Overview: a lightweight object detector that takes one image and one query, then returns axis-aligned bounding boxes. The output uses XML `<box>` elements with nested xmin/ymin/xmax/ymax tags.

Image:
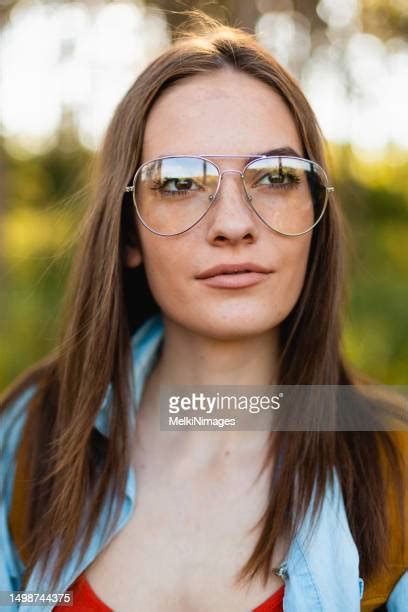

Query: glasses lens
<box><xmin>134</xmin><ymin>157</ymin><xmax>219</xmax><ymax>235</ymax></box>
<box><xmin>243</xmin><ymin>157</ymin><xmax>328</xmax><ymax>235</ymax></box>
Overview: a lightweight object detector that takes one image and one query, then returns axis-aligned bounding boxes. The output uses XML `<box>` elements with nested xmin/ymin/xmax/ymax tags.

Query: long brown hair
<box><xmin>1</xmin><ymin>11</ymin><xmax>405</xmax><ymax>592</ymax></box>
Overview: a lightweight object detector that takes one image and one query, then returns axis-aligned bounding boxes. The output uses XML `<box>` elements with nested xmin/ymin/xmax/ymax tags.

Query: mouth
<box><xmin>196</xmin><ymin>262</ymin><xmax>272</xmax><ymax>280</ymax></box>
<box><xmin>196</xmin><ymin>270</ymin><xmax>272</xmax><ymax>289</ymax></box>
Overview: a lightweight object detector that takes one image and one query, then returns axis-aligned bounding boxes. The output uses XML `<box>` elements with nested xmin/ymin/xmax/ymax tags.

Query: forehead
<box><xmin>142</xmin><ymin>69</ymin><xmax>304</xmax><ymax>162</ymax></box>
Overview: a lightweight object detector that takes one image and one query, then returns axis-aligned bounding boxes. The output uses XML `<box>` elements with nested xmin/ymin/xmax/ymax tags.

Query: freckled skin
<box><xmin>126</xmin><ymin>69</ymin><xmax>312</xmax><ymax>341</ymax></box>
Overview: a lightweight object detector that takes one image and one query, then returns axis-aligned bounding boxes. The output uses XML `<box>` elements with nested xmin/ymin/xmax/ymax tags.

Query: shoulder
<box><xmin>0</xmin><ymin>384</ymin><xmax>37</xmax><ymax>590</ymax></box>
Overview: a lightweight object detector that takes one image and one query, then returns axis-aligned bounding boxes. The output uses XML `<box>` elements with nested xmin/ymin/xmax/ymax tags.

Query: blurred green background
<box><xmin>0</xmin><ymin>0</ymin><xmax>407</xmax><ymax>390</ymax></box>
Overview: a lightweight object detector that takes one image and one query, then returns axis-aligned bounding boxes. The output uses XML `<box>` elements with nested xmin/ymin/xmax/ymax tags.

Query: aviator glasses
<box><xmin>124</xmin><ymin>154</ymin><xmax>334</xmax><ymax>237</ymax></box>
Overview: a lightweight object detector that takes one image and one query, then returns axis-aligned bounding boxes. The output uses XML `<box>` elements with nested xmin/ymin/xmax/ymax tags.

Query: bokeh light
<box><xmin>0</xmin><ymin>0</ymin><xmax>170</xmax><ymax>152</ymax></box>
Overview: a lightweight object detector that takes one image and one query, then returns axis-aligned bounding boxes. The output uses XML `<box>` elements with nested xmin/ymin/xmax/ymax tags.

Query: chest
<box><xmin>84</xmin><ymin>445</ymin><xmax>286</xmax><ymax>612</ymax></box>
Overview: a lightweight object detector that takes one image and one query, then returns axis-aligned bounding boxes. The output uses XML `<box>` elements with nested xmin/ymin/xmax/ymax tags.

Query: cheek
<box><xmin>142</xmin><ymin>247</ymin><xmax>173</xmax><ymax>299</ymax></box>
<box><xmin>138</xmin><ymin>231</ymin><xmax>188</xmax><ymax>310</ymax></box>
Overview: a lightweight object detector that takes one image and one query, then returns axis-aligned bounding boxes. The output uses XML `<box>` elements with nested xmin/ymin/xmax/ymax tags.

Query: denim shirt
<box><xmin>1</xmin><ymin>313</ymin><xmax>406</xmax><ymax>611</ymax></box>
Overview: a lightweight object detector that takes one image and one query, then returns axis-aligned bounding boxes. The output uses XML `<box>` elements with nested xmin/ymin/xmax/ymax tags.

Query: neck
<box><xmin>157</xmin><ymin>315</ymin><xmax>280</xmax><ymax>386</ymax></box>
<box><xmin>133</xmin><ymin>316</ymin><xmax>279</xmax><ymax>466</ymax></box>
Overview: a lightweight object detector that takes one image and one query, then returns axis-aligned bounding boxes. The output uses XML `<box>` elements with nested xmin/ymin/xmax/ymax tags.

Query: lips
<box><xmin>195</xmin><ymin>262</ymin><xmax>271</xmax><ymax>280</ymax></box>
<box><xmin>195</xmin><ymin>262</ymin><xmax>273</xmax><ymax>289</ymax></box>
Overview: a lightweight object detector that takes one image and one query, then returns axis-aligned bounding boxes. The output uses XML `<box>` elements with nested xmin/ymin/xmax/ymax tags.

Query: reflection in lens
<box><xmin>244</xmin><ymin>157</ymin><xmax>328</xmax><ymax>235</ymax></box>
<box><xmin>134</xmin><ymin>157</ymin><xmax>219</xmax><ymax>235</ymax></box>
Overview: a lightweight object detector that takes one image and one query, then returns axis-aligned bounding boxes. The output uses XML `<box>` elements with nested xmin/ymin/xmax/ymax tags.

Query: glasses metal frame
<box><xmin>124</xmin><ymin>154</ymin><xmax>335</xmax><ymax>237</ymax></box>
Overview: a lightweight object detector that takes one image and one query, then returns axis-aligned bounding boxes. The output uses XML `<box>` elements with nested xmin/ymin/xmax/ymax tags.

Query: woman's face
<box><xmin>127</xmin><ymin>69</ymin><xmax>312</xmax><ymax>339</ymax></box>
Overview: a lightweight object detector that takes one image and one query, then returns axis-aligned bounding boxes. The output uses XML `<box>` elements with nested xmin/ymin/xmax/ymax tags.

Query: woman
<box><xmin>0</xmin><ymin>14</ymin><xmax>406</xmax><ymax>612</ymax></box>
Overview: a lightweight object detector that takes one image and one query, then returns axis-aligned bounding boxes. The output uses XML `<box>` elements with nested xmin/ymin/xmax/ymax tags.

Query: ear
<box><xmin>124</xmin><ymin>244</ymin><xmax>143</xmax><ymax>268</ymax></box>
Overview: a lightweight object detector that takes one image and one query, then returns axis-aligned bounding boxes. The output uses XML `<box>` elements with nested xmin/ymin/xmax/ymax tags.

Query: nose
<box><xmin>205</xmin><ymin>169</ymin><xmax>258</xmax><ymax>245</ymax></box>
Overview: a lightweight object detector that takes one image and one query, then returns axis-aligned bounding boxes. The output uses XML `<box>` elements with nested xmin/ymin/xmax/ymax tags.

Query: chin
<box><xmin>176</xmin><ymin>309</ymin><xmax>281</xmax><ymax>341</ymax></box>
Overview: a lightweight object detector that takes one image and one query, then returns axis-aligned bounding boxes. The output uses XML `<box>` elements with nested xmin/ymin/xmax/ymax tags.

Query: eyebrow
<box><xmin>245</xmin><ymin>146</ymin><xmax>304</xmax><ymax>164</ymax></box>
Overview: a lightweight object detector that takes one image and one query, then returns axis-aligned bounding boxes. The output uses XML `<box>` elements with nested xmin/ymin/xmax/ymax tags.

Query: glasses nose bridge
<box><xmin>219</xmin><ymin>168</ymin><xmax>244</xmax><ymax>180</ymax></box>
<box><xmin>211</xmin><ymin>167</ymin><xmax>252</xmax><ymax>207</ymax></box>
<box><xmin>216</xmin><ymin>167</ymin><xmax>246</xmax><ymax>196</ymax></box>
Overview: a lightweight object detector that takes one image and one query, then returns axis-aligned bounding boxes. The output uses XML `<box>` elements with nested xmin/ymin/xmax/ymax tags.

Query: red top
<box><xmin>54</xmin><ymin>572</ymin><xmax>284</xmax><ymax>612</ymax></box>
<box><xmin>253</xmin><ymin>584</ymin><xmax>285</xmax><ymax>612</ymax></box>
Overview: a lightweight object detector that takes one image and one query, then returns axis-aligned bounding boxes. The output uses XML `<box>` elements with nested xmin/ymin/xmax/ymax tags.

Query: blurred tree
<box><xmin>0</xmin><ymin>135</ymin><xmax>6</xmax><ymax>310</ymax></box>
<box><xmin>149</xmin><ymin>0</ymin><xmax>328</xmax><ymax>36</ymax></box>
<box><xmin>151</xmin><ymin>0</ymin><xmax>259</xmax><ymax>32</ymax></box>
<box><xmin>0</xmin><ymin>143</ymin><xmax>92</xmax><ymax>389</ymax></box>
<box><xmin>0</xmin><ymin>4</ymin><xmax>12</xmax><ymax>312</ymax></box>
<box><xmin>361</xmin><ymin>0</ymin><xmax>408</xmax><ymax>40</ymax></box>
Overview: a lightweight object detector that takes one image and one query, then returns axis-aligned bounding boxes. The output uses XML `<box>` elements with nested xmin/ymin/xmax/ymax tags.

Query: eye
<box><xmin>155</xmin><ymin>177</ymin><xmax>202</xmax><ymax>192</ymax></box>
<box><xmin>257</xmin><ymin>171</ymin><xmax>300</xmax><ymax>187</ymax></box>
